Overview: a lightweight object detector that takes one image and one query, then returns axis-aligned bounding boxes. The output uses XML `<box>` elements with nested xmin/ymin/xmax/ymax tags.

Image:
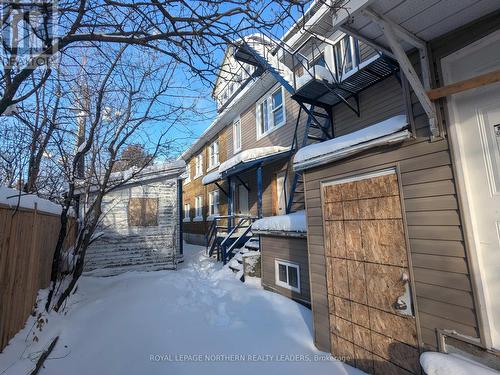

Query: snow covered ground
<box><xmin>0</xmin><ymin>243</ymin><xmax>364</xmax><ymax>375</ymax></box>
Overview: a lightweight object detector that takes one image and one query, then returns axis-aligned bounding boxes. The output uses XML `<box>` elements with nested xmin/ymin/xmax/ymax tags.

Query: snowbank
<box><xmin>252</xmin><ymin>211</ymin><xmax>307</xmax><ymax>233</ymax></box>
<box><xmin>420</xmin><ymin>352</ymin><xmax>498</xmax><ymax>375</ymax></box>
<box><xmin>202</xmin><ymin>170</ymin><xmax>222</xmax><ymax>185</ymax></box>
<box><xmin>219</xmin><ymin>146</ymin><xmax>289</xmax><ymax>174</ymax></box>
<box><xmin>0</xmin><ymin>243</ymin><xmax>363</xmax><ymax>375</ymax></box>
<box><xmin>0</xmin><ymin>186</ymin><xmax>62</xmax><ymax>215</ymax></box>
<box><xmin>294</xmin><ymin>115</ymin><xmax>410</xmax><ymax>171</ymax></box>
<box><xmin>296</xmin><ymin>65</ymin><xmax>335</xmax><ymax>89</ymax></box>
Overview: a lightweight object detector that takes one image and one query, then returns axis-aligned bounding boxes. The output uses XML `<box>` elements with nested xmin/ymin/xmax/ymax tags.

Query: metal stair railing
<box><xmin>225</xmin><ymin>224</ymin><xmax>254</xmax><ymax>263</ymax></box>
<box><xmin>219</xmin><ymin>216</ymin><xmax>256</xmax><ymax>264</ymax></box>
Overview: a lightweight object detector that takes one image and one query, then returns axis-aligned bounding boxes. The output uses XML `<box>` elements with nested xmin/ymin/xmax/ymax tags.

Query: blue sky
<box><xmin>161</xmin><ymin>2</ymin><xmax>309</xmax><ymax>159</ymax></box>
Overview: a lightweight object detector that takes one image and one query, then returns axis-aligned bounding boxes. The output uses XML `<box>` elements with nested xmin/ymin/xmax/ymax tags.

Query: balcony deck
<box><xmin>292</xmin><ymin>54</ymin><xmax>399</xmax><ymax>108</ymax></box>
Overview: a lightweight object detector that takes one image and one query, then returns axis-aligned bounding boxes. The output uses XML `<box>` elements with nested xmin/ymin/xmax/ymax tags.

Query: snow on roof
<box><xmin>76</xmin><ymin>160</ymin><xmax>185</xmax><ymax>195</ymax></box>
<box><xmin>219</xmin><ymin>146</ymin><xmax>289</xmax><ymax>174</ymax></box>
<box><xmin>252</xmin><ymin>210</ymin><xmax>307</xmax><ymax>234</ymax></box>
<box><xmin>296</xmin><ymin>65</ymin><xmax>335</xmax><ymax>89</ymax></box>
<box><xmin>108</xmin><ymin>160</ymin><xmax>185</xmax><ymax>184</ymax></box>
<box><xmin>0</xmin><ymin>186</ymin><xmax>62</xmax><ymax>215</ymax></box>
<box><xmin>420</xmin><ymin>352</ymin><xmax>498</xmax><ymax>375</ymax></box>
<box><xmin>202</xmin><ymin>170</ymin><xmax>222</xmax><ymax>185</ymax></box>
<box><xmin>294</xmin><ymin>115</ymin><xmax>410</xmax><ymax>171</ymax></box>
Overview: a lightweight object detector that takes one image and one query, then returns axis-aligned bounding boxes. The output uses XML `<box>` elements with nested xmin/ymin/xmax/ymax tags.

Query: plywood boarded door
<box><xmin>322</xmin><ymin>169</ymin><xmax>420</xmax><ymax>375</ymax></box>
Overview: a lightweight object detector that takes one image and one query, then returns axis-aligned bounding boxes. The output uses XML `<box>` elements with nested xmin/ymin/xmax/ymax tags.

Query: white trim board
<box><xmin>441</xmin><ymin>29</ymin><xmax>500</xmax><ymax>351</ymax></box>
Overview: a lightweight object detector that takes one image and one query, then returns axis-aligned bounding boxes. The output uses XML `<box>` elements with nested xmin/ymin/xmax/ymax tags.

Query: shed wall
<box><xmin>84</xmin><ymin>176</ymin><xmax>180</xmax><ymax>274</ymax></box>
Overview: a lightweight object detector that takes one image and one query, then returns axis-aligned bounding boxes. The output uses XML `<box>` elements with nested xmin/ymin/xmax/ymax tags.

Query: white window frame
<box><xmin>184</xmin><ymin>164</ymin><xmax>191</xmax><ymax>185</ymax></box>
<box><xmin>331</xmin><ymin>35</ymin><xmax>358</xmax><ymax>79</ymax></box>
<box><xmin>256</xmin><ymin>86</ymin><xmax>286</xmax><ymax>139</ymax></box>
<box><xmin>208</xmin><ymin>190</ymin><xmax>220</xmax><ymax>219</ymax></box>
<box><xmin>183</xmin><ymin>203</ymin><xmax>191</xmax><ymax>222</ymax></box>
<box><xmin>274</xmin><ymin>259</ymin><xmax>300</xmax><ymax>293</ymax></box>
<box><xmin>233</xmin><ymin>117</ymin><xmax>242</xmax><ymax>153</ymax></box>
<box><xmin>208</xmin><ymin>141</ymin><xmax>219</xmax><ymax>170</ymax></box>
<box><xmin>194</xmin><ymin>154</ymin><xmax>203</xmax><ymax>178</ymax></box>
<box><xmin>194</xmin><ymin>195</ymin><xmax>203</xmax><ymax>220</ymax></box>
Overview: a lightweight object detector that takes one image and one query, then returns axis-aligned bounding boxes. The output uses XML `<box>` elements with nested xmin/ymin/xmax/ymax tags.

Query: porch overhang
<box><xmin>293</xmin><ymin>115</ymin><xmax>410</xmax><ymax>171</ymax></box>
<box><xmin>219</xmin><ymin>146</ymin><xmax>290</xmax><ymax>179</ymax></box>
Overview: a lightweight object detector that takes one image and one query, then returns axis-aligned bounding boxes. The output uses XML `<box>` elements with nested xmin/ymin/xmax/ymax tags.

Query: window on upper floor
<box><xmin>332</xmin><ymin>35</ymin><xmax>359</xmax><ymax>78</ymax></box>
<box><xmin>256</xmin><ymin>87</ymin><xmax>286</xmax><ymax>138</ymax></box>
<box><xmin>208</xmin><ymin>140</ymin><xmax>219</xmax><ymax>170</ymax></box>
<box><xmin>194</xmin><ymin>154</ymin><xmax>203</xmax><ymax>178</ymax></box>
<box><xmin>208</xmin><ymin>190</ymin><xmax>219</xmax><ymax>217</ymax></box>
<box><xmin>184</xmin><ymin>163</ymin><xmax>191</xmax><ymax>184</ymax></box>
<box><xmin>233</xmin><ymin>117</ymin><xmax>241</xmax><ymax>153</ymax></box>
<box><xmin>312</xmin><ymin>52</ymin><xmax>326</xmax><ymax>67</ymax></box>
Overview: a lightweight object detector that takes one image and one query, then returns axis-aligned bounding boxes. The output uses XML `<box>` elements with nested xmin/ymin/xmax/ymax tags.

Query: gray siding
<box><xmin>84</xmin><ymin>177</ymin><xmax>180</xmax><ymax>275</ymax></box>
<box><xmin>260</xmin><ymin>235</ymin><xmax>311</xmax><ymax>304</ymax></box>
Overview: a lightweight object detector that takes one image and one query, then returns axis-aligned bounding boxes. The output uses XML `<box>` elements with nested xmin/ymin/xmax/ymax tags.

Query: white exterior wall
<box><xmin>83</xmin><ymin>176</ymin><xmax>181</xmax><ymax>275</ymax></box>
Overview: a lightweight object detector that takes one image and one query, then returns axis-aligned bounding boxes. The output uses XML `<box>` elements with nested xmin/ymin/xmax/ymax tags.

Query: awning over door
<box><xmin>202</xmin><ymin>146</ymin><xmax>290</xmax><ymax>185</ymax></box>
<box><xmin>293</xmin><ymin>115</ymin><xmax>410</xmax><ymax>171</ymax></box>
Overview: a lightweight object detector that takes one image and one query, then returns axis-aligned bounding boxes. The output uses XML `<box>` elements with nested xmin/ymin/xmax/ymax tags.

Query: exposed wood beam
<box><xmin>339</xmin><ymin>25</ymin><xmax>394</xmax><ymax>58</ymax></box>
<box><xmin>362</xmin><ymin>8</ymin><xmax>426</xmax><ymax>50</ymax></box>
<box><xmin>427</xmin><ymin>69</ymin><xmax>500</xmax><ymax>100</ymax></box>
<box><xmin>362</xmin><ymin>8</ymin><xmax>432</xmax><ymax>91</ymax></box>
<box><xmin>364</xmin><ymin>8</ymin><xmax>439</xmax><ymax>138</ymax></box>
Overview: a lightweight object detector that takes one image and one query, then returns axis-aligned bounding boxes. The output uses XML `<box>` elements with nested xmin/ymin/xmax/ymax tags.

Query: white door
<box><xmin>276</xmin><ymin>172</ymin><xmax>286</xmax><ymax>215</ymax></box>
<box><xmin>238</xmin><ymin>184</ymin><xmax>249</xmax><ymax>215</ymax></box>
<box><xmin>443</xmin><ymin>31</ymin><xmax>500</xmax><ymax>349</ymax></box>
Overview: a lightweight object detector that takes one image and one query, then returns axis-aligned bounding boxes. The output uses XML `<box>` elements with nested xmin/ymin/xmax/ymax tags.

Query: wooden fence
<box><xmin>0</xmin><ymin>203</ymin><xmax>76</xmax><ymax>352</ymax></box>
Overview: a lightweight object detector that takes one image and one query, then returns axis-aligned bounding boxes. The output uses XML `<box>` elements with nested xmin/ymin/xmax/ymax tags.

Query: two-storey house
<box><xmin>182</xmin><ymin>31</ymin><xmax>391</xmax><ymax>306</ymax></box>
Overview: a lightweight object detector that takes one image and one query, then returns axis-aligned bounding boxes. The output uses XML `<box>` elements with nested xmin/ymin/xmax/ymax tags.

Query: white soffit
<box><xmin>343</xmin><ymin>0</ymin><xmax>500</xmax><ymax>51</ymax></box>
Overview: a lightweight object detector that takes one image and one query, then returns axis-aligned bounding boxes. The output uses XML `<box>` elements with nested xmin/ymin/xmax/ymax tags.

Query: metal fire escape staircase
<box><xmin>208</xmin><ymin>33</ymin><xmax>400</xmax><ymax>266</ymax></box>
<box><xmin>233</xmin><ymin>34</ymin><xmax>351</xmax><ymax>214</ymax></box>
<box><xmin>234</xmin><ymin>33</ymin><xmax>400</xmax><ymax>213</ymax></box>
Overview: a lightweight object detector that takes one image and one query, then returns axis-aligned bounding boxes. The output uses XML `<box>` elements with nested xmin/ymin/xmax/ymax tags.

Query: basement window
<box><xmin>275</xmin><ymin>260</ymin><xmax>300</xmax><ymax>293</ymax></box>
<box><xmin>128</xmin><ymin>197</ymin><xmax>159</xmax><ymax>227</ymax></box>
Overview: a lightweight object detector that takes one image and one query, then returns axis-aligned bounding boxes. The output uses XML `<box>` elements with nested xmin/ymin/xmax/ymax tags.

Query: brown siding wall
<box><xmin>183</xmin><ymin>130</ymin><xmax>229</xmax><ymax>242</ymax></box>
<box><xmin>304</xmin><ymin>75</ymin><xmax>479</xmax><ymax>352</ymax></box>
<box><xmin>260</xmin><ymin>235</ymin><xmax>311</xmax><ymax>304</ymax></box>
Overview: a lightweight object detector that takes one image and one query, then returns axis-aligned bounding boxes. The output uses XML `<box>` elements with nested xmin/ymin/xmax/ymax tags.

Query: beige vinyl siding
<box><xmin>358</xmin><ymin>40</ymin><xmax>378</xmax><ymax>62</ymax></box>
<box><xmin>303</xmin><ymin>66</ymin><xmax>479</xmax><ymax>351</ymax></box>
<box><xmin>238</xmin><ymin>88</ymin><xmax>308</xmax><ymax>154</ymax></box>
<box><xmin>304</xmin><ymin>136</ymin><xmax>478</xmax><ymax>351</ymax></box>
<box><xmin>260</xmin><ymin>236</ymin><xmax>311</xmax><ymax>304</ymax></box>
<box><xmin>333</xmin><ymin>77</ymin><xmax>405</xmax><ymax>136</ymax></box>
